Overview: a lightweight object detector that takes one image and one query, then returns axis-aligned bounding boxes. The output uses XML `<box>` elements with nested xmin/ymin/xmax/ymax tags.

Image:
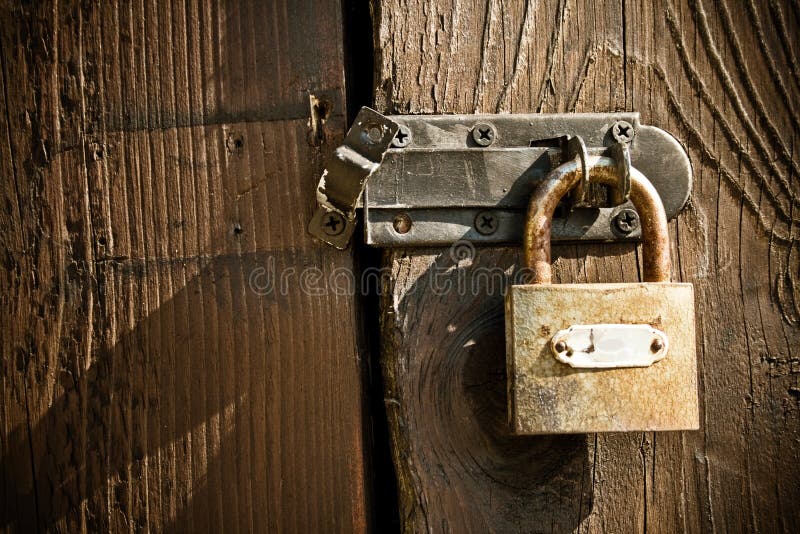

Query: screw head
<box><xmin>392</xmin><ymin>212</ymin><xmax>412</xmax><ymax>234</ymax></box>
<box><xmin>650</xmin><ymin>338</ymin><xmax>664</xmax><ymax>353</ymax></box>
<box><xmin>474</xmin><ymin>210</ymin><xmax>498</xmax><ymax>235</ymax></box>
<box><xmin>471</xmin><ymin>123</ymin><xmax>496</xmax><ymax>147</ymax></box>
<box><xmin>554</xmin><ymin>340</ymin><xmax>567</xmax><ymax>353</ymax></box>
<box><xmin>322</xmin><ymin>212</ymin><xmax>346</xmax><ymax>236</ymax></box>
<box><xmin>365</xmin><ymin>123</ymin><xmax>384</xmax><ymax>144</ymax></box>
<box><xmin>613</xmin><ymin>208</ymin><xmax>640</xmax><ymax>234</ymax></box>
<box><xmin>392</xmin><ymin>125</ymin><xmax>412</xmax><ymax>148</ymax></box>
<box><xmin>611</xmin><ymin>120</ymin><xmax>635</xmax><ymax>144</ymax></box>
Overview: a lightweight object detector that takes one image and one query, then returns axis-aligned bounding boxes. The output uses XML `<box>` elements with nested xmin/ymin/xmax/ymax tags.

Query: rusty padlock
<box><xmin>505</xmin><ymin>155</ymin><xmax>699</xmax><ymax>434</ymax></box>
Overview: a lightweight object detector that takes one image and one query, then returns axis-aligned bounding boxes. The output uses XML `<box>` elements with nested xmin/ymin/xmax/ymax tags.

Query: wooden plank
<box><xmin>375</xmin><ymin>0</ymin><xmax>800</xmax><ymax>531</ymax></box>
<box><xmin>0</xmin><ymin>1</ymin><xmax>368</xmax><ymax>532</ymax></box>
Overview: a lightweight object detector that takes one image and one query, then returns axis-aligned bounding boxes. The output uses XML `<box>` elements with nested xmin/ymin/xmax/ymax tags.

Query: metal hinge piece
<box><xmin>307</xmin><ymin>107</ymin><xmax>398</xmax><ymax>249</ymax></box>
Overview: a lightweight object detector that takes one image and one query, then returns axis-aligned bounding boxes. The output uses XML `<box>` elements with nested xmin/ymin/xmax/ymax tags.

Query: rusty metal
<box><xmin>506</xmin><ymin>283</ymin><xmax>699</xmax><ymax>434</ymax></box>
<box><xmin>473</xmin><ymin>210</ymin><xmax>498</xmax><ymax>235</ymax></box>
<box><xmin>310</xmin><ymin>108</ymin><xmax>692</xmax><ymax>248</ymax></box>
<box><xmin>565</xmin><ymin>136</ymin><xmax>591</xmax><ymax>207</ymax></box>
<box><xmin>308</xmin><ymin>107</ymin><xmax>398</xmax><ymax>249</ymax></box>
<box><xmin>523</xmin><ymin>155</ymin><xmax>671</xmax><ymax>284</ymax></box>
<box><xmin>471</xmin><ymin>122</ymin><xmax>496</xmax><ymax>146</ymax></box>
<box><xmin>613</xmin><ymin>208</ymin><xmax>640</xmax><ymax>234</ymax></box>
<box><xmin>392</xmin><ymin>124</ymin><xmax>412</xmax><ymax>148</ymax></box>
<box><xmin>392</xmin><ymin>212</ymin><xmax>412</xmax><ymax>234</ymax></box>
<box><xmin>321</xmin><ymin>212</ymin><xmax>346</xmax><ymax>236</ymax></box>
<box><xmin>549</xmin><ymin>324</ymin><xmax>670</xmax><ymax>369</ymax></box>
<box><xmin>608</xmin><ymin>141</ymin><xmax>632</xmax><ymax>205</ymax></box>
<box><xmin>612</xmin><ymin>120</ymin><xmax>635</xmax><ymax>143</ymax></box>
<box><xmin>508</xmin><ymin>154</ymin><xmax>697</xmax><ymax>434</ymax></box>
<box><xmin>365</xmin><ymin>112</ymin><xmax>691</xmax><ymax>247</ymax></box>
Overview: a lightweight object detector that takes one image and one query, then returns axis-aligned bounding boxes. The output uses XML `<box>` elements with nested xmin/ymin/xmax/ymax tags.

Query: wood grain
<box><xmin>0</xmin><ymin>1</ymin><xmax>369</xmax><ymax>532</ymax></box>
<box><xmin>375</xmin><ymin>0</ymin><xmax>800</xmax><ymax>531</ymax></box>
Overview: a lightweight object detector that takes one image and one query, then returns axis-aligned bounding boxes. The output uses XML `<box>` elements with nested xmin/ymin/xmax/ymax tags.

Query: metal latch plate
<box><xmin>363</xmin><ymin>113</ymin><xmax>691</xmax><ymax>247</ymax></box>
<box><xmin>308</xmin><ymin>108</ymin><xmax>398</xmax><ymax>248</ymax></box>
<box><xmin>550</xmin><ymin>324</ymin><xmax>669</xmax><ymax>368</ymax></box>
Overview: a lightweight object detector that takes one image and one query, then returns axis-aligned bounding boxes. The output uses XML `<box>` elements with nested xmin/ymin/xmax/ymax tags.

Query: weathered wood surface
<box><xmin>0</xmin><ymin>1</ymin><xmax>369</xmax><ymax>532</ymax></box>
<box><xmin>376</xmin><ymin>0</ymin><xmax>800</xmax><ymax>531</ymax></box>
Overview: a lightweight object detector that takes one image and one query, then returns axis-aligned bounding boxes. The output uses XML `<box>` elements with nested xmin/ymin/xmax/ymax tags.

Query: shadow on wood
<box><xmin>381</xmin><ymin>245</ymin><xmax>601</xmax><ymax>532</ymax></box>
<box><xmin>2</xmin><ymin>250</ymin><xmax>356</xmax><ymax>532</ymax></box>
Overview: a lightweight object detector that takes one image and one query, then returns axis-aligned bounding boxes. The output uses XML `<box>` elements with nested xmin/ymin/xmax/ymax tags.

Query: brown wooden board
<box><xmin>374</xmin><ymin>0</ymin><xmax>800</xmax><ymax>531</ymax></box>
<box><xmin>0</xmin><ymin>1</ymin><xmax>369</xmax><ymax>532</ymax></box>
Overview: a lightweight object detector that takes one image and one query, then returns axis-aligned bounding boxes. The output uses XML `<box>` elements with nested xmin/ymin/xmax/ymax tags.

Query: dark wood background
<box><xmin>1</xmin><ymin>0</ymin><xmax>799</xmax><ymax>532</ymax></box>
<box><xmin>0</xmin><ymin>1</ymin><xmax>370</xmax><ymax>532</ymax></box>
<box><xmin>375</xmin><ymin>0</ymin><xmax>800</xmax><ymax>532</ymax></box>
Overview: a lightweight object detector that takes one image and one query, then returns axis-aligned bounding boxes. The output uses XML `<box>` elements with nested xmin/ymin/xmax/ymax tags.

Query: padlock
<box><xmin>505</xmin><ymin>155</ymin><xmax>699</xmax><ymax>434</ymax></box>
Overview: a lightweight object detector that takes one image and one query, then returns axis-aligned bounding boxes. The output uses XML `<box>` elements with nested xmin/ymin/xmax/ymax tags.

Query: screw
<box><xmin>365</xmin><ymin>123</ymin><xmax>384</xmax><ymax>144</ymax></box>
<box><xmin>322</xmin><ymin>212</ymin><xmax>346</xmax><ymax>236</ymax></box>
<box><xmin>611</xmin><ymin>120</ymin><xmax>635</xmax><ymax>143</ymax></box>
<box><xmin>554</xmin><ymin>340</ymin><xmax>567</xmax><ymax>353</ymax></box>
<box><xmin>613</xmin><ymin>208</ymin><xmax>640</xmax><ymax>234</ymax></box>
<box><xmin>650</xmin><ymin>338</ymin><xmax>664</xmax><ymax>353</ymax></box>
<box><xmin>471</xmin><ymin>123</ymin><xmax>496</xmax><ymax>147</ymax></box>
<box><xmin>393</xmin><ymin>212</ymin><xmax>412</xmax><ymax>234</ymax></box>
<box><xmin>392</xmin><ymin>125</ymin><xmax>412</xmax><ymax>148</ymax></box>
<box><xmin>474</xmin><ymin>210</ymin><xmax>498</xmax><ymax>235</ymax></box>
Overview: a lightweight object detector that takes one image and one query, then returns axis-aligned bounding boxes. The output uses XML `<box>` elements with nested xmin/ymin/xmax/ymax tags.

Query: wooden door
<box><xmin>2</xmin><ymin>0</ymin><xmax>799</xmax><ymax>533</ymax></box>
<box><xmin>0</xmin><ymin>1</ymin><xmax>370</xmax><ymax>532</ymax></box>
<box><xmin>375</xmin><ymin>0</ymin><xmax>800</xmax><ymax>532</ymax></box>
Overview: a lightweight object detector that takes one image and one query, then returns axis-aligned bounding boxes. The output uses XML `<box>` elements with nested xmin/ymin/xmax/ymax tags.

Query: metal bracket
<box><xmin>308</xmin><ymin>107</ymin><xmax>398</xmax><ymax>249</ymax></box>
<box><xmin>309</xmin><ymin>109</ymin><xmax>691</xmax><ymax>248</ymax></box>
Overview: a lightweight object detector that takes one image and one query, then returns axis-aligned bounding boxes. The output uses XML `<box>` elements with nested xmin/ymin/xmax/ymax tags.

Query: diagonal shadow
<box><xmin>1</xmin><ymin>251</ymin><xmax>300</xmax><ymax>532</ymax></box>
<box><xmin>382</xmin><ymin>243</ymin><xmax>605</xmax><ymax>531</ymax></box>
<box><xmin>376</xmin><ymin>146</ymin><xmax>652</xmax><ymax>530</ymax></box>
<box><xmin>1</xmin><ymin>0</ymin><xmax>364</xmax><ymax>531</ymax></box>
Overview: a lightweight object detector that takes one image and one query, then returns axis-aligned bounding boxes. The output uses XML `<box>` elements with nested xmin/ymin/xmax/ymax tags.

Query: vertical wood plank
<box><xmin>375</xmin><ymin>0</ymin><xmax>800</xmax><ymax>532</ymax></box>
<box><xmin>0</xmin><ymin>1</ymin><xmax>369</xmax><ymax>532</ymax></box>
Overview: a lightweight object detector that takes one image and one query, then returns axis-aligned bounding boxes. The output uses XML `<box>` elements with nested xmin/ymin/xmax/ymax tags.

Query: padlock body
<box><xmin>506</xmin><ymin>283</ymin><xmax>699</xmax><ymax>434</ymax></box>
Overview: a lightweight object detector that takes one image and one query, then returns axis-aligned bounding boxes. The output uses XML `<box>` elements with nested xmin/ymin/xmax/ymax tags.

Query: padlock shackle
<box><xmin>523</xmin><ymin>155</ymin><xmax>671</xmax><ymax>284</ymax></box>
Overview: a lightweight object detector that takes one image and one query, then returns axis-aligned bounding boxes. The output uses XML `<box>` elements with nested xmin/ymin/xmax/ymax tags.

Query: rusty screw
<box><xmin>365</xmin><ymin>123</ymin><xmax>384</xmax><ymax>144</ymax></box>
<box><xmin>392</xmin><ymin>125</ymin><xmax>412</xmax><ymax>148</ymax></box>
<box><xmin>472</xmin><ymin>123</ymin><xmax>496</xmax><ymax>147</ymax></box>
<box><xmin>611</xmin><ymin>120</ymin><xmax>635</xmax><ymax>144</ymax></box>
<box><xmin>613</xmin><ymin>208</ymin><xmax>640</xmax><ymax>234</ymax></box>
<box><xmin>322</xmin><ymin>212</ymin><xmax>346</xmax><ymax>236</ymax></box>
<box><xmin>393</xmin><ymin>212</ymin><xmax>412</xmax><ymax>234</ymax></box>
<box><xmin>554</xmin><ymin>340</ymin><xmax>567</xmax><ymax>353</ymax></box>
<box><xmin>474</xmin><ymin>210</ymin><xmax>498</xmax><ymax>235</ymax></box>
<box><xmin>650</xmin><ymin>338</ymin><xmax>664</xmax><ymax>353</ymax></box>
